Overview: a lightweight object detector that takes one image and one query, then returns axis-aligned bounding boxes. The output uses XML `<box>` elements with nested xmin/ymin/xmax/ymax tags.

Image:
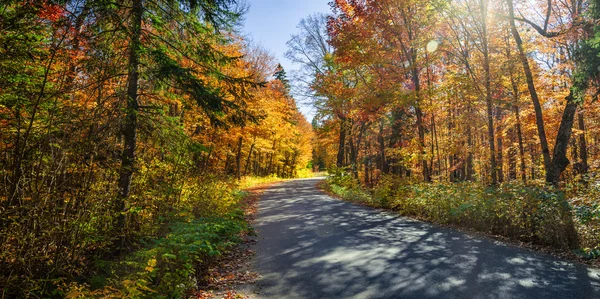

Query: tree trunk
<box><xmin>434</xmin><ymin>116</ymin><xmax>442</xmax><ymax>177</ymax></box>
<box><xmin>364</xmin><ymin>140</ymin><xmax>370</xmax><ymax>187</ymax></box>
<box><xmin>529</xmin><ymin>143</ymin><xmax>536</xmax><ymax>180</ymax></box>
<box><xmin>480</xmin><ymin>0</ymin><xmax>497</xmax><ymax>185</ymax></box>
<box><xmin>378</xmin><ymin>118</ymin><xmax>388</xmax><ymax>174</ymax></box>
<box><xmin>510</xmin><ymin>90</ymin><xmax>527</xmax><ymax>183</ymax></box>
<box><xmin>337</xmin><ymin>117</ymin><xmax>346</xmax><ymax>168</ymax></box>
<box><xmin>546</xmin><ymin>94</ymin><xmax>578</xmax><ymax>184</ymax></box>
<box><xmin>571</xmin><ymin>138</ymin><xmax>579</xmax><ymax>181</ymax></box>
<box><xmin>235</xmin><ymin>137</ymin><xmax>243</xmax><ymax>180</ymax></box>
<box><xmin>411</xmin><ymin>63</ymin><xmax>430</xmax><ymax>182</ymax></box>
<box><xmin>508</xmin><ymin>127</ymin><xmax>518</xmax><ymax>181</ymax></box>
<box><xmin>516</xmin><ymin>112</ymin><xmax>527</xmax><ymax>182</ymax></box>
<box><xmin>244</xmin><ymin>137</ymin><xmax>255</xmax><ymax>175</ymax></box>
<box><xmin>268</xmin><ymin>139</ymin><xmax>276</xmax><ymax>175</ymax></box>
<box><xmin>507</xmin><ymin>0</ymin><xmax>552</xmax><ymax>178</ymax></box>
<box><xmin>349</xmin><ymin>125</ymin><xmax>357</xmax><ymax>178</ymax></box>
<box><xmin>577</xmin><ymin>108</ymin><xmax>589</xmax><ymax>175</ymax></box>
<box><xmin>225</xmin><ymin>152</ymin><xmax>232</xmax><ymax>174</ymax></box>
<box><xmin>415</xmin><ymin>106</ymin><xmax>430</xmax><ymax>182</ymax></box>
<box><xmin>496</xmin><ymin>107</ymin><xmax>504</xmax><ymax>183</ymax></box>
<box><xmin>117</xmin><ymin>0</ymin><xmax>143</xmax><ymax>232</ymax></box>
<box><xmin>350</xmin><ymin>123</ymin><xmax>365</xmax><ymax>179</ymax></box>
<box><xmin>466</xmin><ymin>106</ymin><xmax>475</xmax><ymax>181</ymax></box>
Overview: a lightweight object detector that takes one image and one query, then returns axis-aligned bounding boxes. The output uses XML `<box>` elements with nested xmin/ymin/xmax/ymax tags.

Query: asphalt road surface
<box><xmin>249</xmin><ymin>177</ymin><xmax>600</xmax><ymax>299</ymax></box>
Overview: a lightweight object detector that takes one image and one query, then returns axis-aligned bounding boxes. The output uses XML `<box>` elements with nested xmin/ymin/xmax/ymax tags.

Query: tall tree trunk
<box><xmin>350</xmin><ymin>123</ymin><xmax>365</xmax><ymax>179</ymax></box>
<box><xmin>256</xmin><ymin>151</ymin><xmax>261</xmax><ymax>176</ymax></box>
<box><xmin>244</xmin><ymin>137</ymin><xmax>256</xmax><ymax>175</ymax></box>
<box><xmin>466</xmin><ymin>105</ymin><xmax>475</xmax><ymax>181</ymax></box>
<box><xmin>434</xmin><ymin>114</ymin><xmax>442</xmax><ymax>177</ymax></box>
<box><xmin>349</xmin><ymin>135</ymin><xmax>356</xmax><ymax>176</ymax></box>
<box><xmin>364</xmin><ymin>140</ymin><xmax>370</xmax><ymax>187</ymax></box>
<box><xmin>378</xmin><ymin>118</ymin><xmax>388</xmax><ymax>173</ymax></box>
<box><xmin>117</xmin><ymin>0</ymin><xmax>143</xmax><ymax>232</ymax></box>
<box><xmin>480</xmin><ymin>0</ymin><xmax>497</xmax><ymax>185</ymax></box>
<box><xmin>225</xmin><ymin>152</ymin><xmax>232</xmax><ymax>174</ymax></box>
<box><xmin>496</xmin><ymin>107</ymin><xmax>504</xmax><ymax>183</ymax></box>
<box><xmin>571</xmin><ymin>138</ymin><xmax>579</xmax><ymax>179</ymax></box>
<box><xmin>430</xmin><ymin>115</ymin><xmax>436</xmax><ymax>177</ymax></box>
<box><xmin>337</xmin><ymin>117</ymin><xmax>346</xmax><ymax>168</ymax></box>
<box><xmin>577</xmin><ymin>108</ymin><xmax>589</xmax><ymax>175</ymax></box>
<box><xmin>507</xmin><ymin>0</ymin><xmax>552</xmax><ymax>178</ymax></box>
<box><xmin>235</xmin><ymin>137</ymin><xmax>243</xmax><ymax>180</ymax></box>
<box><xmin>415</xmin><ymin>106</ymin><xmax>430</xmax><ymax>181</ymax></box>
<box><xmin>508</xmin><ymin>127</ymin><xmax>518</xmax><ymax>181</ymax></box>
<box><xmin>509</xmin><ymin>72</ymin><xmax>528</xmax><ymax>183</ymax></box>
<box><xmin>426</xmin><ymin>52</ymin><xmax>440</xmax><ymax>177</ymax></box>
<box><xmin>529</xmin><ymin>143</ymin><xmax>537</xmax><ymax>180</ymax></box>
<box><xmin>514</xmin><ymin>105</ymin><xmax>527</xmax><ymax>182</ymax></box>
<box><xmin>390</xmin><ymin>109</ymin><xmax>404</xmax><ymax>175</ymax></box>
<box><xmin>268</xmin><ymin>139</ymin><xmax>276</xmax><ymax>175</ymax></box>
<box><xmin>412</xmin><ymin>65</ymin><xmax>430</xmax><ymax>182</ymax></box>
<box><xmin>546</xmin><ymin>94</ymin><xmax>578</xmax><ymax>184</ymax></box>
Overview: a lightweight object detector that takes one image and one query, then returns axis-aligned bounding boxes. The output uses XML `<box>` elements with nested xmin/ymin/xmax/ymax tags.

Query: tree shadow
<box><xmin>251</xmin><ymin>178</ymin><xmax>600</xmax><ymax>299</ymax></box>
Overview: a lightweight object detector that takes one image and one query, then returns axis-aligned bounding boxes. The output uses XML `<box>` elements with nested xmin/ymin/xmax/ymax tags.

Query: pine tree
<box><xmin>274</xmin><ymin>63</ymin><xmax>291</xmax><ymax>92</ymax></box>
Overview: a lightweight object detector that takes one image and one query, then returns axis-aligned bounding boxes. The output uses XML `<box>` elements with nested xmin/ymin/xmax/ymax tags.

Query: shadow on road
<box><xmin>252</xmin><ymin>178</ymin><xmax>600</xmax><ymax>299</ymax></box>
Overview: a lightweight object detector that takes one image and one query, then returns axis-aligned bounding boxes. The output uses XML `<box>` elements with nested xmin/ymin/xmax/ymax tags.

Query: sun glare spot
<box><xmin>426</xmin><ymin>40</ymin><xmax>439</xmax><ymax>53</ymax></box>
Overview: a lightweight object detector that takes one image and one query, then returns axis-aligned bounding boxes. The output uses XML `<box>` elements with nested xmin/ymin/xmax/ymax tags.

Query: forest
<box><xmin>3</xmin><ymin>0</ymin><xmax>600</xmax><ymax>297</ymax></box>
<box><xmin>0</xmin><ymin>0</ymin><xmax>313</xmax><ymax>297</ymax></box>
<box><xmin>304</xmin><ymin>0</ymin><xmax>600</xmax><ymax>264</ymax></box>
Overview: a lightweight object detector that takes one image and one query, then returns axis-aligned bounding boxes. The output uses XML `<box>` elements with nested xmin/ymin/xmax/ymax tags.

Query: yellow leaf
<box><xmin>145</xmin><ymin>258</ymin><xmax>157</xmax><ymax>272</ymax></box>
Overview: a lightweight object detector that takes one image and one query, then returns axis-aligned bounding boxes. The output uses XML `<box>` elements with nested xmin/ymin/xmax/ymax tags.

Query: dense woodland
<box><xmin>304</xmin><ymin>0</ymin><xmax>600</xmax><ymax>186</ymax></box>
<box><xmin>0</xmin><ymin>0</ymin><xmax>312</xmax><ymax>297</ymax></box>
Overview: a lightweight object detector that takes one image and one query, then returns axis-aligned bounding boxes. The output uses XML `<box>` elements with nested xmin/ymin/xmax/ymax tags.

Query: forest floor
<box><xmin>241</xmin><ymin>177</ymin><xmax>600</xmax><ymax>299</ymax></box>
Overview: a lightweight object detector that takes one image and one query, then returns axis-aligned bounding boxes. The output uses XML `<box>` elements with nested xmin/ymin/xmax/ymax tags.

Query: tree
<box><xmin>506</xmin><ymin>0</ymin><xmax>594</xmax><ymax>185</ymax></box>
<box><xmin>286</xmin><ymin>14</ymin><xmax>349</xmax><ymax>166</ymax></box>
<box><xmin>0</xmin><ymin>1</ymin><xmax>315</xmax><ymax>295</ymax></box>
<box><xmin>114</xmin><ymin>0</ymin><xmax>255</xmax><ymax>234</ymax></box>
<box><xmin>328</xmin><ymin>0</ymin><xmax>439</xmax><ymax>181</ymax></box>
<box><xmin>274</xmin><ymin>63</ymin><xmax>291</xmax><ymax>92</ymax></box>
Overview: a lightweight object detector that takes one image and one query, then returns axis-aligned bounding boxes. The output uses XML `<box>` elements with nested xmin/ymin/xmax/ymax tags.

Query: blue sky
<box><xmin>242</xmin><ymin>0</ymin><xmax>331</xmax><ymax>120</ymax></box>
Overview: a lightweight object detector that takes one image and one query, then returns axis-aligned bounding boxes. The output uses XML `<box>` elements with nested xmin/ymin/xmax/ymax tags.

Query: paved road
<box><xmin>249</xmin><ymin>178</ymin><xmax>600</xmax><ymax>299</ymax></box>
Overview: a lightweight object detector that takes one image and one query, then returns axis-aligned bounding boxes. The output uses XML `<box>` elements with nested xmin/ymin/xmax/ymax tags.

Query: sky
<box><xmin>242</xmin><ymin>0</ymin><xmax>331</xmax><ymax>121</ymax></box>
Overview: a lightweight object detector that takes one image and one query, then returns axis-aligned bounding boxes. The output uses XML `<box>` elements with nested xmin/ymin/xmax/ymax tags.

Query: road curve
<box><xmin>249</xmin><ymin>177</ymin><xmax>600</xmax><ymax>299</ymax></box>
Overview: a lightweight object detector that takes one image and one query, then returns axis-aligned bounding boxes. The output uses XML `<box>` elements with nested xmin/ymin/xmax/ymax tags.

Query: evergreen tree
<box><xmin>274</xmin><ymin>63</ymin><xmax>291</xmax><ymax>92</ymax></box>
<box><xmin>109</xmin><ymin>0</ymin><xmax>258</xmax><ymax>234</ymax></box>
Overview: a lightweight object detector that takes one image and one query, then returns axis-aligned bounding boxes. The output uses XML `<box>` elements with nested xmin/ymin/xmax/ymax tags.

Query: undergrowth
<box><xmin>62</xmin><ymin>212</ymin><xmax>248</xmax><ymax>298</ymax></box>
<box><xmin>1</xmin><ymin>174</ymin><xmax>282</xmax><ymax>298</ymax></box>
<box><xmin>325</xmin><ymin>168</ymin><xmax>594</xmax><ymax>252</ymax></box>
<box><xmin>54</xmin><ymin>175</ymin><xmax>283</xmax><ymax>298</ymax></box>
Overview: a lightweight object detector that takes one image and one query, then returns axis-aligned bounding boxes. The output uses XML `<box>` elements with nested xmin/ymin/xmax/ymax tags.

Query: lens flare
<box><xmin>426</xmin><ymin>40</ymin><xmax>439</xmax><ymax>53</ymax></box>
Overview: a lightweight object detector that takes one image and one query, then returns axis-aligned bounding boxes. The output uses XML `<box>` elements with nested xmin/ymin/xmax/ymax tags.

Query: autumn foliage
<box><xmin>0</xmin><ymin>0</ymin><xmax>312</xmax><ymax>297</ymax></box>
<box><xmin>299</xmin><ymin>0</ymin><xmax>600</xmax><ymax>252</ymax></box>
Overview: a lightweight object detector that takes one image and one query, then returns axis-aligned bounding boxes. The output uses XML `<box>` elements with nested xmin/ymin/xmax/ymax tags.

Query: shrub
<box><xmin>328</xmin><ymin>176</ymin><xmax>580</xmax><ymax>250</ymax></box>
<box><xmin>62</xmin><ymin>211</ymin><xmax>248</xmax><ymax>298</ymax></box>
<box><xmin>570</xmin><ymin>178</ymin><xmax>600</xmax><ymax>251</ymax></box>
<box><xmin>326</xmin><ymin>167</ymin><xmax>372</xmax><ymax>204</ymax></box>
